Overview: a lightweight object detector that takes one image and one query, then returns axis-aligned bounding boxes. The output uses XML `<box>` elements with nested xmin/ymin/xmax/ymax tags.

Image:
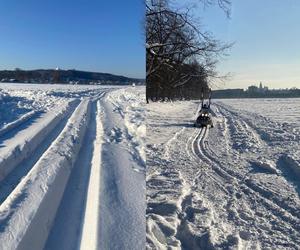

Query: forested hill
<box><xmin>0</xmin><ymin>69</ymin><xmax>144</xmax><ymax>85</ymax></box>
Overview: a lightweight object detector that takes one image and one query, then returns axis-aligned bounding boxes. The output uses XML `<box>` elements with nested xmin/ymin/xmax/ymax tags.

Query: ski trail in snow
<box><xmin>80</xmin><ymin>100</ymin><xmax>103</xmax><ymax>250</ymax></box>
<box><xmin>213</xmin><ymin>104</ymin><xmax>300</xmax><ymax>220</ymax></box>
<box><xmin>0</xmin><ymin>99</ymin><xmax>79</xmax><ymax>182</ymax></box>
<box><xmin>199</xmin><ymin>123</ymin><xmax>300</xmax><ymax>224</ymax></box>
<box><xmin>147</xmin><ymin>100</ymin><xmax>300</xmax><ymax>249</ymax></box>
<box><xmin>0</xmin><ymin>99</ymin><xmax>91</xmax><ymax>250</ymax></box>
<box><xmin>202</xmin><ymin>107</ymin><xmax>300</xmax><ymax>240</ymax></box>
<box><xmin>188</xmin><ymin>114</ymin><xmax>300</xmax><ymax>248</ymax></box>
<box><xmin>185</xmin><ymin>129</ymin><xmax>199</xmax><ymax>161</ymax></box>
<box><xmin>190</xmin><ymin>127</ymin><xmax>230</xmax><ymax>192</ymax></box>
<box><xmin>0</xmin><ymin>85</ymin><xmax>145</xmax><ymax>249</ymax></box>
<box><xmin>44</xmin><ymin>95</ymin><xmax>106</xmax><ymax>250</ymax></box>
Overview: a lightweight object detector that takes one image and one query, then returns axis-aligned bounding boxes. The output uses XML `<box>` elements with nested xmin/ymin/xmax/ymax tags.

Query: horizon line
<box><xmin>0</xmin><ymin>67</ymin><xmax>145</xmax><ymax>80</ymax></box>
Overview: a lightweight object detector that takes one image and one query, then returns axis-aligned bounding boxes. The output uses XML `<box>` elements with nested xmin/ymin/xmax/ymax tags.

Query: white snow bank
<box><xmin>0</xmin><ymin>110</ymin><xmax>37</xmax><ymax>137</ymax></box>
<box><xmin>106</xmin><ymin>87</ymin><xmax>146</xmax><ymax>169</ymax></box>
<box><xmin>0</xmin><ymin>100</ymin><xmax>90</xmax><ymax>250</ymax></box>
<box><xmin>0</xmin><ymin>89</ymin><xmax>32</xmax><ymax>128</ymax></box>
<box><xmin>98</xmin><ymin>87</ymin><xmax>145</xmax><ymax>249</ymax></box>
<box><xmin>0</xmin><ymin>100</ymin><xmax>78</xmax><ymax>182</ymax></box>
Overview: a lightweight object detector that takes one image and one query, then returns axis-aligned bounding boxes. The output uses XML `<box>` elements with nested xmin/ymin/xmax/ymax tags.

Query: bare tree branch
<box><xmin>146</xmin><ymin>0</ymin><xmax>232</xmax><ymax>101</ymax></box>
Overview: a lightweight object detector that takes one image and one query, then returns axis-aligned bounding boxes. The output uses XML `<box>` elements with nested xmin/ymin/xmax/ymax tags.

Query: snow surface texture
<box><xmin>0</xmin><ymin>83</ymin><xmax>145</xmax><ymax>250</ymax></box>
<box><xmin>0</xmin><ymin>88</ymin><xmax>33</xmax><ymax>128</ymax></box>
<box><xmin>146</xmin><ymin>99</ymin><xmax>300</xmax><ymax>250</ymax></box>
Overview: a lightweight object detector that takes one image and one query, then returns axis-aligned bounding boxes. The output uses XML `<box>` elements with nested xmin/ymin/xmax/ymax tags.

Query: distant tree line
<box><xmin>0</xmin><ymin>69</ymin><xmax>144</xmax><ymax>85</ymax></box>
<box><xmin>213</xmin><ymin>88</ymin><xmax>300</xmax><ymax>99</ymax></box>
<box><xmin>146</xmin><ymin>0</ymin><xmax>231</xmax><ymax>102</ymax></box>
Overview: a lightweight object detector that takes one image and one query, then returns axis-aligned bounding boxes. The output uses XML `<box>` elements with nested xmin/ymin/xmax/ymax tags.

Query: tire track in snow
<box><xmin>216</xmin><ymin>104</ymin><xmax>266</xmax><ymax>153</ymax></box>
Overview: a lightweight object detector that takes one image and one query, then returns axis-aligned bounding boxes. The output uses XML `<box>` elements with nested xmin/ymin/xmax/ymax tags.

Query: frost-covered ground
<box><xmin>0</xmin><ymin>83</ymin><xmax>145</xmax><ymax>250</ymax></box>
<box><xmin>147</xmin><ymin>98</ymin><xmax>300</xmax><ymax>249</ymax></box>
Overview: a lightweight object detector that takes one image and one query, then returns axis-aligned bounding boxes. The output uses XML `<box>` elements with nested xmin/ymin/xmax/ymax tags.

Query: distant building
<box><xmin>258</xmin><ymin>82</ymin><xmax>268</xmax><ymax>93</ymax></box>
<box><xmin>212</xmin><ymin>83</ymin><xmax>300</xmax><ymax>99</ymax></box>
<box><xmin>248</xmin><ymin>85</ymin><xmax>259</xmax><ymax>93</ymax></box>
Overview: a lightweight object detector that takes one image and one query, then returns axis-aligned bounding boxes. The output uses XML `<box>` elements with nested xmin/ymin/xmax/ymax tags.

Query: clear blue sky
<box><xmin>0</xmin><ymin>0</ymin><xmax>145</xmax><ymax>78</ymax></box>
<box><xmin>196</xmin><ymin>0</ymin><xmax>300</xmax><ymax>89</ymax></box>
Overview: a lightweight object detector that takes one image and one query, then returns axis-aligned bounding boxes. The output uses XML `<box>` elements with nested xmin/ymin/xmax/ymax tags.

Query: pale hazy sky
<box><xmin>197</xmin><ymin>0</ymin><xmax>300</xmax><ymax>89</ymax></box>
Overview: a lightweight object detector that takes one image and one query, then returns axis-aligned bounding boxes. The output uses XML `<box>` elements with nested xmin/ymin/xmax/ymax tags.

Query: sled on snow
<box><xmin>194</xmin><ymin>112</ymin><xmax>213</xmax><ymax>128</ymax></box>
<box><xmin>194</xmin><ymin>88</ymin><xmax>213</xmax><ymax>128</ymax></box>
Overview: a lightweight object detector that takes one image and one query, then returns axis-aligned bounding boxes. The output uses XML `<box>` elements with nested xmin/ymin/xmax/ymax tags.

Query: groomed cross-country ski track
<box><xmin>147</xmin><ymin>99</ymin><xmax>300</xmax><ymax>249</ymax></box>
<box><xmin>0</xmin><ymin>84</ymin><xmax>145</xmax><ymax>250</ymax></box>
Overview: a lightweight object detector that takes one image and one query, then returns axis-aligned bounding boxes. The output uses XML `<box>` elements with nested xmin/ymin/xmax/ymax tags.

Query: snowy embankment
<box><xmin>0</xmin><ymin>100</ymin><xmax>90</xmax><ymax>250</ymax></box>
<box><xmin>147</xmin><ymin>98</ymin><xmax>300</xmax><ymax>249</ymax></box>
<box><xmin>0</xmin><ymin>99</ymin><xmax>78</xmax><ymax>182</ymax></box>
<box><xmin>0</xmin><ymin>89</ymin><xmax>33</xmax><ymax>129</ymax></box>
<box><xmin>106</xmin><ymin>87</ymin><xmax>146</xmax><ymax>168</ymax></box>
<box><xmin>0</xmin><ymin>110</ymin><xmax>37</xmax><ymax>136</ymax></box>
<box><xmin>0</xmin><ymin>83</ymin><xmax>145</xmax><ymax>249</ymax></box>
<box><xmin>96</xmin><ymin>87</ymin><xmax>145</xmax><ymax>249</ymax></box>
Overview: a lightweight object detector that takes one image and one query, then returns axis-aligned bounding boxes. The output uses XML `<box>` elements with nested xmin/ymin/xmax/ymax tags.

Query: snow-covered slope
<box><xmin>147</xmin><ymin>99</ymin><xmax>300</xmax><ymax>249</ymax></box>
<box><xmin>0</xmin><ymin>83</ymin><xmax>145</xmax><ymax>250</ymax></box>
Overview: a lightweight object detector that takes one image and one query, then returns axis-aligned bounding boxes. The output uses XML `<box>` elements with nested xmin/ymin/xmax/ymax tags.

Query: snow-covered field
<box><xmin>146</xmin><ymin>98</ymin><xmax>300</xmax><ymax>249</ymax></box>
<box><xmin>0</xmin><ymin>83</ymin><xmax>145</xmax><ymax>250</ymax></box>
<box><xmin>219</xmin><ymin>98</ymin><xmax>300</xmax><ymax>126</ymax></box>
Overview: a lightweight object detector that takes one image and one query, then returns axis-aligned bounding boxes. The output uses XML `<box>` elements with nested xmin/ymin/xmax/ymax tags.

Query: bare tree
<box><xmin>146</xmin><ymin>0</ymin><xmax>231</xmax><ymax>102</ymax></box>
<box><xmin>201</xmin><ymin>0</ymin><xmax>231</xmax><ymax>17</ymax></box>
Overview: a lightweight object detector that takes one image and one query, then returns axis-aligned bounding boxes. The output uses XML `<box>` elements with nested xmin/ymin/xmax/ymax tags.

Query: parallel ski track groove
<box><xmin>190</xmin><ymin>127</ymin><xmax>229</xmax><ymax>192</ymax></box>
<box><xmin>0</xmin><ymin>101</ymin><xmax>79</xmax><ymax>204</ymax></box>
<box><xmin>191</xmin><ymin>110</ymin><xmax>300</xmax><ymax>237</ymax></box>
<box><xmin>215</xmin><ymin>104</ymin><xmax>300</xmax><ymax>220</ymax></box>
<box><xmin>45</xmin><ymin>91</ymin><xmax>106</xmax><ymax>250</ymax></box>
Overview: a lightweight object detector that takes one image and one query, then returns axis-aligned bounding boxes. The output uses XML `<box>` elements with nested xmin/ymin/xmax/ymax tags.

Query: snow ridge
<box><xmin>0</xmin><ymin>99</ymin><xmax>78</xmax><ymax>182</ymax></box>
<box><xmin>0</xmin><ymin>99</ymin><xmax>91</xmax><ymax>250</ymax></box>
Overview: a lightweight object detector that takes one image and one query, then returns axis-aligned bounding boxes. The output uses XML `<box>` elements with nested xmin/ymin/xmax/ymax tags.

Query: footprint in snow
<box><xmin>107</xmin><ymin>127</ymin><xmax>123</xmax><ymax>143</ymax></box>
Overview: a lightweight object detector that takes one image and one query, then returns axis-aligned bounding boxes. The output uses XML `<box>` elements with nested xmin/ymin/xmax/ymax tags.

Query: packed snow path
<box><xmin>0</xmin><ymin>84</ymin><xmax>145</xmax><ymax>250</ymax></box>
<box><xmin>147</xmin><ymin>99</ymin><xmax>300</xmax><ymax>250</ymax></box>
